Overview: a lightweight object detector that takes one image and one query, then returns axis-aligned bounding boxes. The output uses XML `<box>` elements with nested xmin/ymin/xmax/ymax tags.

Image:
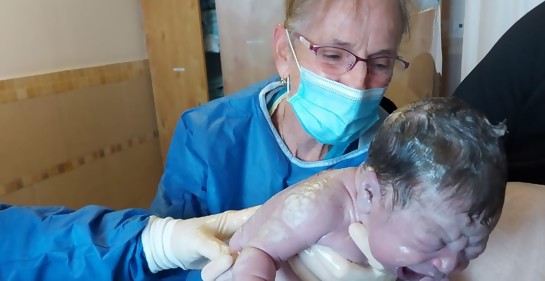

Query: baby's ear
<box><xmin>355</xmin><ymin>165</ymin><xmax>381</xmax><ymax>214</ymax></box>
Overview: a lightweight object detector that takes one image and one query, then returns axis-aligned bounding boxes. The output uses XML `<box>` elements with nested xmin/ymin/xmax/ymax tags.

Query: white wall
<box><xmin>0</xmin><ymin>0</ymin><xmax>147</xmax><ymax>80</ymax></box>
<box><xmin>445</xmin><ymin>0</ymin><xmax>465</xmax><ymax>39</ymax></box>
<box><xmin>461</xmin><ymin>0</ymin><xmax>544</xmax><ymax>79</ymax></box>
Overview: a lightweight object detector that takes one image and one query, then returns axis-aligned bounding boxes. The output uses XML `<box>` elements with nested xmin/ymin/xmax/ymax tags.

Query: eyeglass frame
<box><xmin>290</xmin><ymin>31</ymin><xmax>410</xmax><ymax>76</ymax></box>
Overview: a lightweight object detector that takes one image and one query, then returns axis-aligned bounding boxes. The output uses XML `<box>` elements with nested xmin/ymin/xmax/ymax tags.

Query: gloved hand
<box><xmin>288</xmin><ymin>222</ymin><xmax>396</xmax><ymax>281</ymax></box>
<box><xmin>142</xmin><ymin>206</ymin><xmax>259</xmax><ymax>280</ymax></box>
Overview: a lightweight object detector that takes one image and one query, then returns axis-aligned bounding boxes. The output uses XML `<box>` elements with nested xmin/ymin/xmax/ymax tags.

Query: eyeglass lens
<box><xmin>315</xmin><ymin>47</ymin><xmax>400</xmax><ymax>77</ymax></box>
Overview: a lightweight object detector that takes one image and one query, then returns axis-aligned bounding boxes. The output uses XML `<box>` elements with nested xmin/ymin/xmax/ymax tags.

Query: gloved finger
<box><xmin>348</xmin><ymin>223</ymin><xmax>383</xmax><ymax>271</ymax></box>
<box><xmin>208</xmin><ymin>206</ymin><xmax>261</xmax><ymax>237</ymax></box>
<box><xmin>201</xmin><ymin>254</ymin><xmax>234</xmax><ymax>281</ymax></box>
<box><xmin>194</xmin><ymin>234</ymin><xmax>232</xmax><ymax>262</ymax></box>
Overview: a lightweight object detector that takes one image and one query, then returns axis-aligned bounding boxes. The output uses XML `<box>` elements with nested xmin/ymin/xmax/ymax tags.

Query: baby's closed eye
<box><xmin>464</xmin><ymin>244</ymin><xmax>485</xmax><ymax>259</ymax></box>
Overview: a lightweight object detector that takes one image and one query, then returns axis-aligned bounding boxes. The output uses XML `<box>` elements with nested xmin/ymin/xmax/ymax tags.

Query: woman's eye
<box><xmin>369</xmin><ymin>57</ymin><xmax>393</xmax><ymax>70</ymax></box>
<box><xmin>321</xmin><ymin>53</ymin><xmax>343</xmax><ymax>61</ymax></box>
<box><xmin>370</xmin><ymin>63</ymin><xmax>387</xmax><ymax>69</ymax></box>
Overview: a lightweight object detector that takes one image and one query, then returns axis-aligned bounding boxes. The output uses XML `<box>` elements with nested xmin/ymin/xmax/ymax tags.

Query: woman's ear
<box><xmin>355</xmin><ymin>165</ymin><xmax>381</xmax><ymax>214</ymax></box>
<box><xmin>273</xmin><ymin>24</ymin><xmax>290</xmax><ymax>79</ymax></box>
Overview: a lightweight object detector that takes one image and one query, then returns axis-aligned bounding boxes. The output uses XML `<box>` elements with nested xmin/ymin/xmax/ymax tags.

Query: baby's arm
<box><xmin>229</xmin><ymin>171</ymin><xmax>352</xmax><ymax>280</ymax></box>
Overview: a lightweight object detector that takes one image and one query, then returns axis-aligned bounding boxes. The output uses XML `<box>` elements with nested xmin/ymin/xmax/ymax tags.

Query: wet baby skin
<box><xmin>228</xmin><ymin>166</ymin><xmax>373</xmax><ymax>280</ymax></box>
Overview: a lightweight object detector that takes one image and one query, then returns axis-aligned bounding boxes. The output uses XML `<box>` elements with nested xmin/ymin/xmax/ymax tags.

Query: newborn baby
<box><xmin>228</xmin><ymin>97</ymin><xmax>508</xmax><ymax>281</ymax></box>
<box><xmin>228</xmin><ymin>166</ymin><xmax>391</xmax><ymax>281</ymax></box>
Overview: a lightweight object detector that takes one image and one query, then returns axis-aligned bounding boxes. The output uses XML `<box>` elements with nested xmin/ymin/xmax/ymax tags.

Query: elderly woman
<box><xmin>150</xmin><ymin>1</ymin><xmax>410</xmax><ymax>279</ymax></box>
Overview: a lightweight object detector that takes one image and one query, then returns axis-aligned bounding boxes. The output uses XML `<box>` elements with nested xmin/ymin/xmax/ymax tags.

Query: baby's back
<box><xmin>229</xmin><ymin>168</ymin><xmax>367</xmax><ymax>280</ymax></box>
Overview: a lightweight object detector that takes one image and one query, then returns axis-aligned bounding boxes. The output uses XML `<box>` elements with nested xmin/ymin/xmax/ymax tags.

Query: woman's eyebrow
<box><xmin>368</xmin><ymin>49</ymin><xmax>396</xmax><ymax>57</ymax></box>
<box><xmin>327</xmin><ymin>38</ymin><xmax>355</xmax><ymax>47</ymax></box>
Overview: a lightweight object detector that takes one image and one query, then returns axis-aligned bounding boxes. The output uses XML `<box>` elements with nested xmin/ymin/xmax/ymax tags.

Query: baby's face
<box><xmin>365</xmin><ymin>193</ymin><xmax>497</xmax><ymax>281</ymax></box>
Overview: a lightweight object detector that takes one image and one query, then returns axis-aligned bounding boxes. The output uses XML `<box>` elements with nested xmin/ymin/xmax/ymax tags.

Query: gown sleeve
<box><xmin>150</xmin><ymin>111</ymin><xmax>210</xmax><ymax>220</ymax></box>
<box><xmin>150</xmin><ymin>76</ymin><xmax>283</xmax><ymax>220</ymax></box>
<box><xmin>0</xmin><ymin>204</ymin><xmax>152</xmax><ymax>280</ymax></box>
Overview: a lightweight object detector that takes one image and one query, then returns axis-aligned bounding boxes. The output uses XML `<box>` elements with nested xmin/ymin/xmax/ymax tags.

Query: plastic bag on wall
<box><xmin>202</xmin><ymin>9</ymin><xmax>220</xmax><ymax>53</ymax></box>
<box><xmin>200</xmin><ymin>0</ymin><xmax>216</xmax><ymax>10</ymax></box>
<box><xmin>385</xmin><ymin>0</ymin><xmax>443</xmax><ymax>108</ymax></box>
<box><xmin>414</xmin><ymin>0</ymin><xmax>440</xmax><ymax>11</ymax></box>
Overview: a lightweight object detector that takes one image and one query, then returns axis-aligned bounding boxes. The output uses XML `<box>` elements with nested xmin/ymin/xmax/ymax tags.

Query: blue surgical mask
<box><xmin>285</xmin><ymin>30</ymin><xmax>386</xmax><ymax>145</ymax></box>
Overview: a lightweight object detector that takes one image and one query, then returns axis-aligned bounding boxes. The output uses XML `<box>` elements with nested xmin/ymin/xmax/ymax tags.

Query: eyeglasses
<box><xmin>291</xmin><ymin>31</ymin><xmax>409</xmax><ymax>78</ymax></box>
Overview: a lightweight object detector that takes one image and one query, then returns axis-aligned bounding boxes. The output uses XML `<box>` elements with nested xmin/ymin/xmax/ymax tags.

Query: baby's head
<box><xmin>359</xmin><ymin>97</ymin><xmax>507</xmax><ymax>280</ymax></box>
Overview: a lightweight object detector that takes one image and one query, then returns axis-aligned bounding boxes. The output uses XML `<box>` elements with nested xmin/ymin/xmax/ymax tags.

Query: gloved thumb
<box><xmin>182</xmin><ymin>232</ymin><xmax>232</xmax><ymax>269</ymax></box>
<box><xmin>348</xmin><ymin>222</ymin><xmax>384</xmax><ymax>271</ymax></box>
<box><xmin>193</xmin><ymin>205</ymin><xmax>260</xmax><ymax>260</ymax></box>
<box><xmin>204</xmin><ymin>206</ymin><xmax>261</xmax><ymax>238</ymax></box>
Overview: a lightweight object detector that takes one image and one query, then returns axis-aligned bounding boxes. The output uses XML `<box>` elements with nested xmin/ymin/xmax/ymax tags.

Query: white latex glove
<box><xmin>142</xmin><ymin>206</ymin><xmax>259</xmax><ymax>280</ymax></box>
<box><xmin>288</xmin><ymin>223</ymin><xmax>396</xmax><ymax>281</ymax></box>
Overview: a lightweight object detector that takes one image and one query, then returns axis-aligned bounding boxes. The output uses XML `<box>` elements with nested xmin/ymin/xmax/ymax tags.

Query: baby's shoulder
<box><xmin>326</xmin><ymin>167</ymin><xmax>359</xmax><ymax>188</ymax></box>
<box><xmin>315</xmin><ymin>167</ymin><xmax>358</xmax><ymax>178</ymax></box>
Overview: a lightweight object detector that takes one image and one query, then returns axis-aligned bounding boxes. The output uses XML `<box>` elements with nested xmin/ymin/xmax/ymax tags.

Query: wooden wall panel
<box><xmin>141</xmin><ymin>0</ymin><xmax>209</xmax><ymax>162</ymax></box>
<box><xmin>385</xmin><ymin>3</ymin><xmax>442</xmax><ymax>107</ymax></box>
<box><xmin>0</xmin><ymin>61</ymin><xmax>162</xmax><ymax>209</ymax></box>
<box><xmin>216</xmin><ymin>0</ymin><xmax>285</xmax><ymax>95</ymax></box>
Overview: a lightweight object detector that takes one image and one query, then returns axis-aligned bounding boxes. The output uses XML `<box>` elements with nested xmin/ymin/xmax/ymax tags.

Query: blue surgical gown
<box><xmin>0</xmin><ymin>204</ymin><xmax>153</xmax><ymax>280</ymax></box>
<box><xmin>150</xmin><ymin>76</ymin><xmax>386</xmax><ymax>280</ymax></box>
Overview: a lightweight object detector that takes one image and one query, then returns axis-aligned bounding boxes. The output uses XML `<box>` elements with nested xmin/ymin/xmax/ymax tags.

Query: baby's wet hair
<box><xmin>366</xmin><ymin>97</ymin><xmax>507</xmax><ymax>226</ymax></box>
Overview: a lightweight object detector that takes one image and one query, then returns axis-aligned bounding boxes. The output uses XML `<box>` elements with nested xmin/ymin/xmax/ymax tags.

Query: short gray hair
<box><xmin>284</xmin><ymin>0</ymin><xmax>410</xmax><ymax>34</ymax></box>
<box><xmin>366</xmin><ymin>97</ymin><xmax>507</xmax><ymax>226</ymax></box>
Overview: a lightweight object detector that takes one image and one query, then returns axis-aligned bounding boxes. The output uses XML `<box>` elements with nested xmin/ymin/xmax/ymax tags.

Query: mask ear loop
<box><xmin>285</xmin><ymin>29</ymin><xmax>302</xmax><ymax>70</ymax></box>
<box><xmin>285</xmin><ymin>28</ymin><xmax>302</xmax><ymax>95</ymax></box>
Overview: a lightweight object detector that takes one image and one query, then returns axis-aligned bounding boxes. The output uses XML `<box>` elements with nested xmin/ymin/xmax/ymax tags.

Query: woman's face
<box><xmin>284</xmin><ymin>0</ymin><xmax>404</xmax><ymax>93</ymax></box>
<box><xmin>366</xmin><ymin>191</ymin><xmax>498</xmax><ymax>281</ymax></box>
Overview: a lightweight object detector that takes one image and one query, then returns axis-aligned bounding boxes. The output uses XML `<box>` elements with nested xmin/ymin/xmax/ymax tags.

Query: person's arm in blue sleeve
<box><xmin>0</xmin><ymin>203</ymin><xmax>258</xmax><ymax>281</ymax></box>
<box><xmin>0</xmin><ymin>204</ymin><xmax>151</xmax><ymax>280</ymax></box>
<box><xmin>151</xmin><ymin>111</ymin><xmax>209</xmax><ymax>219</ymax></box>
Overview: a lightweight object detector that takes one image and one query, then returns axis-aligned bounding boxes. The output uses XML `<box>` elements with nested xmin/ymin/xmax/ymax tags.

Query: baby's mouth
<box><xmin>397</xmin><ymin>267</ymin><xmax>440</xmax><ymax>281</ymax></box>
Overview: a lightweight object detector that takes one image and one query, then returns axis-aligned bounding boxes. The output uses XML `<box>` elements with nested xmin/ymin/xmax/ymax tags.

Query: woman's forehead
<box><xmin>299</xmin><ymin>0</ymin><xmax>403</xmax><ymax>44</ymax></box>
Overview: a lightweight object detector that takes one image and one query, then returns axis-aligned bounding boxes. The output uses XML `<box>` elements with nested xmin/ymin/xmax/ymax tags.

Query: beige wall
<box><xmin>0</xmin><ymin>1</ymin><xmax>162</xmax><ymax>210</ymax></box>
<box><xmin>0</xmin><ymin>62</ymin><xmax>163</xmax><ymax>210</ymax></box>
<box><xmin>0</xmin><ymin>0</ymin><xmax>147</xmax><ymax>79</ymax></box>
